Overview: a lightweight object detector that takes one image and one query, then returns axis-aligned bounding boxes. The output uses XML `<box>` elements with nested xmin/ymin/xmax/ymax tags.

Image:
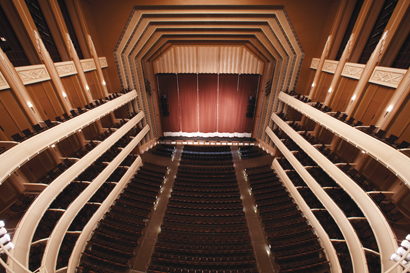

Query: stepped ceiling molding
<box><xmin>114</xmin><ymin>5</ymin><xmax>304</xmax><ymax>99</ymax></box>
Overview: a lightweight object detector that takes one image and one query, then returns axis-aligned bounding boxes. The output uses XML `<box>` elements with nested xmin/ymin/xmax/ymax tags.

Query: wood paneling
<box><xmin>330</xmin><ymin>77</ymin><xmax>358</xmax><ymax>111</ymax></box>
<box><xmin>314</xmin><ymin>72</ymin><xmax>333</xmax><ymax>102</ymax></box>
<box><xmin>353</xmin><ymin>84</ymin><xmax>395</xmax><ymax>125</ymax></box>
<box><xmin>84</xmin><ymin>71</ymin><xmax>103</xmax><ymax>100</ymax></box>
<box><xmin>0</xmin><ymin>99</ymin><xmax>22</xmax><ymax>140</ymax></box>
<box><xmin>387</xmin><ymin>92</ymin><xmax>410</xmax><ymax>143</ymax></box>
<box><xmin>0</xmin><ymin>89</ymin><xmax>32</xmax><ymax>133</ymax></box>
<box><xmin>25</xmin><ymin>82</ymin><xmax>63</xmax><ymax>120</ymax></box>
<box><xmin>61</xmin><ymin>75</ymin><xmax>86</xmax><ymax>108</ymax></box>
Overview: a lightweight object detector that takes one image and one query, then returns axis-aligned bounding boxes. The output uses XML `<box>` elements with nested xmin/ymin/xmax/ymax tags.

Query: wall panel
<box><xmin>330</xmin><ymin>77</ymin><xmax>358</xmax><ymax>112</ymax></box>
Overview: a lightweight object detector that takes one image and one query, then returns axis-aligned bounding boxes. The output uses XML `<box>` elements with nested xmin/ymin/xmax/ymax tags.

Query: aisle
<box><xmin>231</xmin><ymin>146</ymin><xmax>279</xmax><ymax>273</ymax></box>
<box><xmin>131</xmin><ymin>147</ymin><xmax>183</xmax><ymax>271</ymax></box>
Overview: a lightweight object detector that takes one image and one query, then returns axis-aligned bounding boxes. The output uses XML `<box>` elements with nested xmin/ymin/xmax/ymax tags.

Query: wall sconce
<box><xmin>384</xmin><ymin>104</ymin><xmax>394</xmax><ymax>117</ymax></box>
<box><xmin>27</xmin><ymin>101</ymin><xmax>35</xmax><ymax>113</ymax></box>
<box><xmin>328</xmin><ymin>87</ymin><xmax>332</xmax><ymax>93</ymax></box>
<box><xmin>62</xmin><ymin>92</ymin><xmax>68</xmax><ymax>101</ymax></box>
<box><xmin>350</xmin><ymin>94</ymin><xmax>356</xmax><ymax>104</ymax></box>
<box><xmin>102</xmin><ymin>80</ymin><xmax>106</xmax><ymax>86</ymax></box>
<box><xmin>311</xmin><ymin>83</ymin><xmax>315</xmax><ymax>87</ymax></box>
<box><xmin>86</xmin><ymin>85</ymin><xmax>90</xmax><ymax>92</ymax></box>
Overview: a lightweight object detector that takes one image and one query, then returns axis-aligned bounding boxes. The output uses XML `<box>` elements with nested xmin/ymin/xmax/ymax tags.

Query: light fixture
<box><xmin>86</xmin><ymin>85</ymin><xmax>90</xmax><ymax>91</ymax></box>
<box><xmin>62</xmin><ymin>92</ymin><xmax>67</xmax><ymax>98</ymax></box>
<box><xmin>311</xmin><ymin>83</ymin><xmax>315</xmax><ymax>87</ymax></box>
<box><xmin>385</xmin><ymin>104</ymin><xmax>394</xmax><ymax>117</ymax></box>
<box><xmin>351</xmin><ymin>94</ymin><xmax>356</xmax><ymax>101</ymax></box>
<box><xmin>102</xmin><ymin>80</ymin><xmax>106</xmax><ymax>85</ymax></box>
<box><xmin>328</xmin><ymin>87</ymin><xmax>332</xmax><ymax>93</ymax></box>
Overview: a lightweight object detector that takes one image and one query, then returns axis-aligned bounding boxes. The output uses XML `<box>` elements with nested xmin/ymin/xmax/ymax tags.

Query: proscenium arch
<box><xmin>114</xmin><ymin>5</ymin><xmax>304</xmax><ymax>141</ymax></box>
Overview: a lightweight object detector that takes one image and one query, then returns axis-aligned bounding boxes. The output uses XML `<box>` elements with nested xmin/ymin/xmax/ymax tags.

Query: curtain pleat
<box><xmin>218</xmin><ymin>74</ymin><xmax>239</xmax><ymax>133</ymax></box>
<box><xmin>157</xmin><ymin>73</ymin><xmax>259</xmax><ymax>135</ymax></box>
<box><xmin>198</xmin><ymin>74</ymin><xmax>218</xmax><ymax>133</ymax></box>
<box><xmin>178</xmin><ymin>74</ymin><xmax>198</xmax><ymax>132</ymax></box>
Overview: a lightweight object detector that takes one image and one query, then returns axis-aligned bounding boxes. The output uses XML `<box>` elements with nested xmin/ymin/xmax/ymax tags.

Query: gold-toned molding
<box><xmin>310</xmin><ymin>58</ymin><xmax>320</xmax><ymax>69</ymax></box>
<box><xmin>99</xmin><ymin>57</ymin><xmax>108</xmax><ymax>68</ymax></box>
<box><xmin>55</xmin><ymin>61</ymin><xmax>77</xmax><ymax>77</ymax></box>
<box><xmin>369</xmin><ymin>66</ymin><xmax>406</xmax><ymax>88</ymax></box>
<box><xmin>0</xmin><ymin>70</ymin><xmax>10</xmax><ymax>90</ymax></box>
<box><xmin>15</xmin><ymin>64</ymin><xmax>51</xmax><ymax>85</ymax></box>
<box><xmin>341</xmin><ymin>62</ymin><xmax>365</xmax><ymax>80</ymax></box>
<box><xmin>322</xmin><ymin>60</ymin><xmax>339</xmax><ymax>74</ymax></box>
<box><xmin>80</xmin><ymin>58</ymin><xmax>96</xmax><ymax>72</ymax></box>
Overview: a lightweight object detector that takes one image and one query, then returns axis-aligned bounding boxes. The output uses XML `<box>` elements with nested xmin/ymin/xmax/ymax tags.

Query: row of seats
<box><xmin>273</xmin><ymin>127</ymin><xmax>380</xmax><ymax>272</ymax></box>
<box><xmin>245</xmin><ymin>165</ymin><xmax>329</xmax><ymax>273</ymax></box>
<box><xmin>149</xmin><ymin>146</ymin><xmax>258</xmax><ymax>272</ymax></box>
<box><xmin>29</xmin><ymin>124</ymin><xmax>140</xmax><ymax>270</ymax></box>
<box><xmin>78</xmin><ymin>161</ymin><xmax>168</xmax><ymax>272</ymax></box>
<box><xmin>284</xmin><ymin>90</ymin><xmax>409</xmax><ymax>151</ymax></box>
<box><xmin>152</xmin><ymin>144</ymin><xmax>175</xmax><ymax>158</ymax></box>
<box><xmin>10</xmin><ymin>93</ymin><xmax>122</xmax><ymax>143</ymax></box>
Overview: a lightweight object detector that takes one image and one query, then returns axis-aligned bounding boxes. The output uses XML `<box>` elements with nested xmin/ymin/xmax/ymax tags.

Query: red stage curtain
<box><xmin>218</xmin><ymin>74</ymin><xmax>239</xmax><ymax>133</ymax></box>
<box><xmin>198</xmin><ymin>74</ymin><xmax>218</xmax><ymax>133</ymax></box>
<box><xmin>157</xmin><ymin>74</ymin><xmax>180</xmax><ymax>132</ymax></box>
<box><xmin>178</xmin><ymin>74</ymin><xmax>198</xmax><ymax>132</ymax></box>
<box><xmin>238</xmin><ymin>74</ymin><xmax>260</xmax><ymax>133</ymax></box>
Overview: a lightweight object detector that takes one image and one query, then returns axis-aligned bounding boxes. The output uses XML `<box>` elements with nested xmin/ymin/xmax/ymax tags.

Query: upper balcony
<box><xmin>279</xmin><ymin>92</ymin><xmax>410</xmax><ymax>188</ymax></box>
<box><xmin>0</xmin><ymin>90</ymin><xmax>138</xmax><ymax>185</ymax></box>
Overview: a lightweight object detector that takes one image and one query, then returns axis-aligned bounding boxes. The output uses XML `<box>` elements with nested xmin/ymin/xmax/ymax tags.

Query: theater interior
<box><xmin>1</xmin><ymin>0</ymin><xmax>410</xmax><ymax>273</ymax></box>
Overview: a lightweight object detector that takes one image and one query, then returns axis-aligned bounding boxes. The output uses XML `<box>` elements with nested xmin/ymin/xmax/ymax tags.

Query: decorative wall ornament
<box><xmin>15</xmin><ymin>64</ymin><xmax>51</xmax><ymax>85</ymax></box>
<box><xmin>0</xmin><ymin>70</ymin><xmax>10</xmax><ymax>90</ymax></box>
<box><xmin>80</xmin><ymin>59</ymin><xmax>96</xmax><ymax>72</ymax></box>
<box><xmin>310</xmin><ymin>58</ymin><xmax>319</xmax><ymax>69</ymax></box>
<box><xmin>322</xmin><ymin>60</ymin><xmax>339</xmax><ymax>74</ymax></box>
<box><xmin>341</xmin><ymin>62</ymin><xmax>365</xmax><ymax>80</ymax></box>
<box><xmin>55</xmin><ymin>61</ymin><xmax>77</xmax><ymax>77</ymax></box>
<box><xmin>369</xmin><ymin>66</ymin><xmax>406</xmax><ymax>88</ymax></box>
<box><xmin>99</xmin><ymin>57</ymin><xmax>108</xmax><ymax>68</ymax></box>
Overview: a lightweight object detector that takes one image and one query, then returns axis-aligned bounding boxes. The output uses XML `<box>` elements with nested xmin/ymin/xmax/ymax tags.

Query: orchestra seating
<box><xmin>148</xmin><ymin>146</ymin><xmax>258</xmax><ymax>273</ymax></box>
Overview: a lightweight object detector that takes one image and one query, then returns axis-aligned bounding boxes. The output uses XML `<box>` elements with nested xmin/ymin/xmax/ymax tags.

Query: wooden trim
<box><xmin>369</xmin><ymin>66</ymin><xmax>406</xmax><ymax>88</ymax></box>
<box><xmin>54</xmin><ymin>61</ymin><xmax>77</xmax><ymax>77</ymax></box>
<box><xmin>0</xmin><ymin>71</ymin><xmax>10</xmax><ymax>90</ymax></box>
<box><xmin>80</xmin><ymin>58</ymin><xmax>96</xmax><ymax>72</ymax></box>
<box><xmin>15</xmin><ymin>64</ymin><xmax>51</xmax><ymax>85</ymax></box>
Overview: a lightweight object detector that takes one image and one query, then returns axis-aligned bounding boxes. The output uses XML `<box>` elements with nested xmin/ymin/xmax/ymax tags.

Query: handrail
<box><xmin>279</xmin><ymin>92</ymin><xmax>410</xmax><ymax>188</ymax></box>
<box><xmin>41</xmin><ymin>125</ymin><xmax>149</xmax><ymax>272</ymax></box>
<box><xmin>272</xmin><ymin>112</ymin><xmax>399</xmax><ymax>272</ymax></box>
<box><xmin>266</xmin><ymin>126</ymin><xmax>368</xmax><ymax>273</ymax></box>
<box><xmin>272</xmin><ymin>159</ymin><xmax>342</xmax><ymax>273</ymax></box>
<box><xmin>0</xmin><ymin>90</ymin><xmax>137</xmax><ymax>184</ymax></box>
<box><xmin>8</xmin><ymin>112</ymin><xmax>144</xmax><ymax>273</ymax></box>
<box><xmin>66</xmin><ymin>156</ymin><xmax>143</xmax><ymax>273</ymax></box>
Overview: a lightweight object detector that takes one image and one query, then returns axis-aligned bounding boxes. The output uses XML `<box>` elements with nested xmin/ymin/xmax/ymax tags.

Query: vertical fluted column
<box><xmin>33</xmin><ymin>30</ymin><xmax>73</xmax><ymax>113</ymax></box>
<box><xmin>66</xmin><ymin>33</ymin><xmax>93</xmax><ymax>103</ymax></box>
<box><xmin>87</xmin><ymin>35</ymin><xmax>108</xmax><ymax>97</ymax></box>
<box><xmin>345</xmin><ymin>30</ymin><xmax>389</xmax><ymax>116</ymax></box>
<box><xmin>308</xmin><ymin>35</ymin><xmax>332</xmax><ymax>99</ymax></box>
<box><xmin>375</xmin><ymin>68</ymin><xmax>410</xmax><ymax>130</ymax></box>
<box><xmin>0</xmin><ymin>48</ymin><xmax>43</xmax><ymax>124</ymax></box>
<box><xmin>324</xmin><ymin>33</ymin><xmax>355</xmax><ymax>106</ymax></box>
